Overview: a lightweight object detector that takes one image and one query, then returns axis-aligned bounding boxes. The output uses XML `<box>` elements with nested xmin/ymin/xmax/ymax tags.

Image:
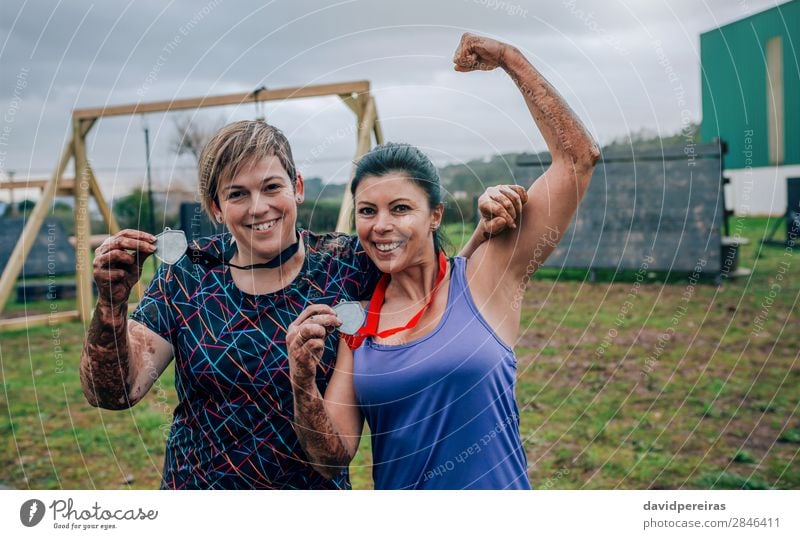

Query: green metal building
<box><xmin>700</xmin><ymin>0</ymin><xmax>799</xmax><ymax>214</ymax></box>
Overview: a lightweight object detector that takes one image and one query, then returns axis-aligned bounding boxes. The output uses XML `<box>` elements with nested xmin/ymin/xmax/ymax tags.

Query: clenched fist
<box><xmin>452</xmin><ymin>32</ymin><xmax>513</xmax><ymax>72</ymax></box>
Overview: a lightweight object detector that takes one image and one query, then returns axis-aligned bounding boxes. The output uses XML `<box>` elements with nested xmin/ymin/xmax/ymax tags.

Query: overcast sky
<box><xmin>0</xmin><ymin>0</ymin><xmax>786</xmax><ymax>200</ymax></box>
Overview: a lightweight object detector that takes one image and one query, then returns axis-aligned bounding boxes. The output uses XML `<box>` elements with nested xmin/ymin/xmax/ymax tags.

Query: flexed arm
<box><xmin>453</xmin><ymin>33</ymin><xmax>600</xmax><ymax>345</ymax></box>
<box><xmin>454</xmin><ymin>33</ymin><xmax>600</xmax><ymax>277</ymax></box>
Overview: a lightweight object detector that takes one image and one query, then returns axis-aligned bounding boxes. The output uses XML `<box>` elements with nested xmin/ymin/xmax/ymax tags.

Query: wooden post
<box><xmin>85</xmin><ymin>165</ymin><xmax>120</xmax><ymax>234</ymax></box>
<box><xmin>0</xmin><ymin>138</ymin><xmax>75</xmax><ymax>315</ymax></box>
<box><xmin>84</xmin><ymin>163</ymin><xmax>143</xmax><ymax>301</ymax></box>
<box><xmin>336</xmin><ymin>94</ymin><xmax>376</xmax><ymax>233</ymax></box>
<box><xmin>73</xmin><ymin>119</ymin><xmax>94</xmax><ymax>324</ymax></box>
<box><xmin>8</xmin><ymin>171</ymin><xmax>15</xmax><ymax>216</ymax></box>
<box><xmin>371</xmin><ymin>97</ymin><xmax>384</xmax><ymax>145</ymax></box>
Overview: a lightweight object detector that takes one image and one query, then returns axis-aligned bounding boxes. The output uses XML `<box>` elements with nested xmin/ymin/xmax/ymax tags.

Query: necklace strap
<box><xmin>189</xmin><ymin>231</ymin><xmax>301</xmax><ymax>270</ymax></box>
<box><xmin>344</xmin><ymin>250</ymin><xmax>447</xmax><ymax>350</ymax></box>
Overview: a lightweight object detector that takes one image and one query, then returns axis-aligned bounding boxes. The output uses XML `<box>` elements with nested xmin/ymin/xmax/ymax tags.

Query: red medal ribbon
<box><xmin>344</xmin><ymin>251</ymin><xmax>448</xmax><ymax>350</ymax></box>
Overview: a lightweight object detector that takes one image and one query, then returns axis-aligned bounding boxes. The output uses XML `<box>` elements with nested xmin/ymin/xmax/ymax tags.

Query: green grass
<box><xmin>0</xmin><ymin>320</ymin><xmax>173</xmax><ymax>488</ymax></box>
<box><xmin>1</xmin><ymin>217</ymin><xmax>798</xmax><ymax>489</ymax></box>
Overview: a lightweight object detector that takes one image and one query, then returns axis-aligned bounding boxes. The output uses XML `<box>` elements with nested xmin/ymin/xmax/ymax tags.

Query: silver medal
<box><xmin>333</xmin><ymin>301</ymin><xmax>366</xmax><ymax>335</ymax></box>
<box><xmin>154</xmin><ymin>227</ymin><xmax>188</xmax><ymax>265</ymax></box>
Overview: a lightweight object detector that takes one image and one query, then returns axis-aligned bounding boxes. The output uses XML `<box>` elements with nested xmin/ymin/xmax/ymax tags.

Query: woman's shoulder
<box><xmin>187</xmin><ymin>231</ymin><xmax>230</xmax><ymax>256</ymax></box>
<box><xmin>302</xmin><ymin>229</ymin><xmax>381</xmax><ymax>300</ymax></box>
<box><xmin>302</xmin><ymin>229</ymin><xmax>361</xmax><ymax>258</ymax></box>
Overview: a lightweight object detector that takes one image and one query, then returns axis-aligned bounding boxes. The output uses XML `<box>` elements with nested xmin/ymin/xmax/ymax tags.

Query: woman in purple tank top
<box><xmin>286</xmin><ymin>33</ymin><xmax>600</xmax><ymax>489</ymax></box>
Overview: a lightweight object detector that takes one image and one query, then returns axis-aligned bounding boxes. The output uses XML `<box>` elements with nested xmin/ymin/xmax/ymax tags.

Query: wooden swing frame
<box><xmin>0</xmin><ymin>80</ymin><xmax>382</xmax><ymax>330</ymax></box>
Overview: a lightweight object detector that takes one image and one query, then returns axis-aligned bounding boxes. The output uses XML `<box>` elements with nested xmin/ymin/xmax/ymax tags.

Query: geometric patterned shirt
<box><xmin>129</xmin><ymin>229</ymin><xmax>380</xmax><ymax>489</ymax></box>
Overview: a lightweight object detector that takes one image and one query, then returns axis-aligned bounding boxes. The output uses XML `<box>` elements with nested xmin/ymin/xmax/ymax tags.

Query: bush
<box><xmin>113</xmin><ymin>188</ymin><xmax>178</xmax><ymax>233</ymax></box>
<box><xmin>443</xmin><ymin>197</ymin><xmax>475</xmax><ymax>226</ymax></box>
<box><xmin>297</xmin><ymin>199</ymin><xmax>340</xmax><ymax>233</ymax></box>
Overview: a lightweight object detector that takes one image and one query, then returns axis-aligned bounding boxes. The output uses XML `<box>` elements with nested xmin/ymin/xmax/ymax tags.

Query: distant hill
<box><xmin>438</xmin><ymin>152</ymin><xmax>540</xmax><ymax>195</ymax></box>
<box><xmin>436</xmin><ymin>123</ymin><xmax>701</xmax><ymax>198</ymax></box>
<box><xmin>303</xmin><ymin>176</ymin><xmax>346</xmax><ymax>201</ymax></box>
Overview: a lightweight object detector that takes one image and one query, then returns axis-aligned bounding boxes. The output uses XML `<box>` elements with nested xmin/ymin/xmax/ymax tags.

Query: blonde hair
<box><xmin>198</xmin><ymin>120</ymin><xmax>297</xmax><ymax>219</ymax></box>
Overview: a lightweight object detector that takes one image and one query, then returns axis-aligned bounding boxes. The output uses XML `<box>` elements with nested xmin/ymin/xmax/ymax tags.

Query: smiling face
<box><xmin>211</xmin><ymin>155</ymin><xmax>304</xmax><ymax>265</ymax></box>
<box><xmin>354</xmin><ymin>172</ymin><xmax>443</xmax><ymax>274</ymax></box>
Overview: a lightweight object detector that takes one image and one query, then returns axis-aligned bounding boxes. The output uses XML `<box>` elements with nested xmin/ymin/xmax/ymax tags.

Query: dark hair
<box><xmin>351</xmin><ymin>142</ymin><xmax>447</xmax><ymax>254</ymax></box>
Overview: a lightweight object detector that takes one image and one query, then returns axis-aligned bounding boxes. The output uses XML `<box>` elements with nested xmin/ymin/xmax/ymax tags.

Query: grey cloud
<box><xmin>0</xmin><ymin>0</ymin><xmax>783</xmax><ymax>190</ymax></box>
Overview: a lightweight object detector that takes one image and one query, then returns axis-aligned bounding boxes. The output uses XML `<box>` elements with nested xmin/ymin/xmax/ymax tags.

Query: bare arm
<box><xmin>287</xmin><ymin>305</ymin><xmax>363</xmax><ymax>479</ymax></box>
<box><xmin>453</xmin><ymin>33</ymin><xmax>600</xmax><ymax>343</ymax></box>
<box><xmin>459</xmin><ymin>35</ymin><xmax>600</xmax><ymax>277</ymax></box>
<box><xmin>80</xmin><ymin>230</ymin><xmax>174</xmax><ymax>410</ymax></box>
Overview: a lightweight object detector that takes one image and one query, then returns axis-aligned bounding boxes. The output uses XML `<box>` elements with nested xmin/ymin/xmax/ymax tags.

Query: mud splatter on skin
<box><xmin>81</xmin><ymin>302</ymin><xmax>158</xmax><ymax>409</ymax></box>
<box><xmin>286</xmin><ymin>307</ymin><xmax>353</xmax><ymax>479</ymax></box>
<box><xmin>80</xmin><ymin>300</ymin><xmax>133</xmax><ymax>409</ymax></box>
<box><xmin>80</xmin><ymin>231</ymin><xmax>156</xmax><ymax>409</ymax></box>
<box><xmin>502</xmin><ymin>48</ymin><xmax>600</xmax><ymax>170</ymax></box>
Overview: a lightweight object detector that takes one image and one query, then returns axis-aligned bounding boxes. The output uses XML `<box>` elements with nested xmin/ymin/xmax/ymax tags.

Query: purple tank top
<box><xmin>353</xmin><ymin>256</ymin><xmax>531</xmax><ymax>489</ymax></box>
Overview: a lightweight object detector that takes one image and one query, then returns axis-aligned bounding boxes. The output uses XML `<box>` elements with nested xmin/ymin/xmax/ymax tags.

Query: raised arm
<box><xmin>457</xmin><ymin>34</ymin><xmax>599</xmax><ymax>275</ymax></box>
<box><xmin>453</xmin><ymin>33</ymin><xmax>600</xmax><ymax>343</ymax></box>
<box><xmin>286</xmin><ymin>304</ymin><xmax>363</xmax><ymax>479</ymax></box>
<box><xmin>80</xmin><ymin>230</ymin><xmax>173</xmax><ymax>410</ymax></box>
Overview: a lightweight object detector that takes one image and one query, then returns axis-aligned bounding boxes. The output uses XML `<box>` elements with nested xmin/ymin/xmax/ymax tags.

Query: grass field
<box><xmin>1</xmin><ymin>217</ymin><xmax>797</xmax><ymax>489</ymax></box>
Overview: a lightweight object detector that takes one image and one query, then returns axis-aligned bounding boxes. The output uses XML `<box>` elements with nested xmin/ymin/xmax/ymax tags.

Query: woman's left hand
<box><xmin>477</xmin><ymin>184</ymin><xmax>529</xmax><ymax>237</ymax></box>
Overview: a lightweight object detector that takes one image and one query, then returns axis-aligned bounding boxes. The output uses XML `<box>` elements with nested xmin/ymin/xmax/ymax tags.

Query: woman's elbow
<box><xmin>83</xmin><ymin>390</ymin><xmax>137</xmax><ymax>410</ymax></box>
<box><xmin>574</xmin><ymin>140</ymin><xmax>601</xmax><ymax>175</ymax></box>
<box><xmin>81</xmin><ymin>387</ymin><xmax>101</xmax><ymax>408</ymax></box>
<box><xmin>564</xmin><ymin>145</ymin><xmax>600</xmax><ymax>194</ymax></box>
<box><xmin>586</xmin><ymin>141</ymin><xmax>601</xmax><ymax>167</ymax></box>
<box><xmin>554</xmin><ymin>139</ymin><xmax>600</xmax><ymax>177</ymax></box>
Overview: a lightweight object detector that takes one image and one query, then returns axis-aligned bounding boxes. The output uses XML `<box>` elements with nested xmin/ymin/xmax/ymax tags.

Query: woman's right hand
<box><xmin>286</xmin><ymin>304</ymin><xmax>341</xmax><ymax>386</ymax></box>
<box><xmin>93</xmin><ymin>229</ymin><xmax>156</xmax><ymax>306</ymax></box>
<box><xmin>452</xmin><ymin>32</ymin><xmax>511</xmax><ymax>72</ymax></box>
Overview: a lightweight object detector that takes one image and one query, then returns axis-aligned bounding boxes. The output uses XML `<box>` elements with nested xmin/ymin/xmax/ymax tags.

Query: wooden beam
<box><xmin>85</xmin><ymin>165</ymin><xmax>120</xmax><ymax>234</ymax></box>
<box><xmin>73</xmin><ymin>120</ymin><xmax>94</xmax><ymax>324</ymax></box>
<box><xmin>0</xmin><ymin>177</ymin><xmax>72</xmax><ymax>190</ymax></box>
<box><xmin>371</xmin><ymin>97</ymin><xmax>384</xmax><ymax>145</ymax></box>
<box><xmin>73</xmin><ymin>80</ymin><xmax>371</xmax><ymax>120</ymax></box>
<box><xmin>0</xmin><ymin>179</ymin><xmax>75</xmax><ymax>196</ymax></box>
<box><xmin>0</xmin><ymin>138</ymin><xmax>75</xmax><ymax>315</ymax></box>
<box><xmin>0</xmin><ymin>301</ymin><xmax>140</xmax><ymax>332</ymax></box>
<box><xmin>0</xmin><ymin>310</ymin><xmax>80</xmax><ymax>332</ymax></box>
<box><xmin>78</xmin><ymin>118</ymin><xmax>96</xmax><ymax>138</ymax></box>
<box><xmin>336</xmin><ymin>95</ymin><xmax>376</xmax><ymax>233</ymax></box>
